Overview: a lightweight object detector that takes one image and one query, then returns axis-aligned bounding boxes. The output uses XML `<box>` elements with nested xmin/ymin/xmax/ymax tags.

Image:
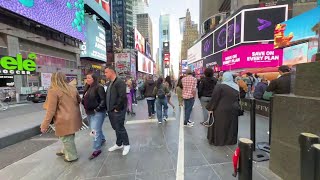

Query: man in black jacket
<box><xmin>267</xmin><ymin>65</ymin><xmax>291</xmax><ymax>94</ymax></box>
<box><xmin>105</xmin><ymin>66</ymin><xmax>130</xmax><ymax>156</ymax></box>
<box><xmin>144</xmin><ymin>75</ymin><xmax>156</xmax><ymax>119</ymax></box>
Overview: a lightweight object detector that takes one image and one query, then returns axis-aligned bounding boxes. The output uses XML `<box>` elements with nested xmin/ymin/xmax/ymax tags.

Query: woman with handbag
<box><xmin>206</xmin><ymin>72</ymin><xmax>240</xmax><ymax>146</ymax></box>
<box><xmin>82</xmin><ymin>72</ymin><xmax>106</xmax><ymax>160</ymax></box>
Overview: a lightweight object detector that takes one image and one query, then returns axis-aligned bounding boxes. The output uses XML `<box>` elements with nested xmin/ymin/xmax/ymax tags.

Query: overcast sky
<box><xmin>146</xmin><ymin>0</ymin><xmax>199</xmax><ymax>78</ymax></box>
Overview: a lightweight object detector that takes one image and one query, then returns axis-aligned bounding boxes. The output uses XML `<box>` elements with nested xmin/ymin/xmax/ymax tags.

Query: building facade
<box><xmin>181</xmin><ymin>9</ymin><xmax>199</xmax><ymax>61</ymax></box>
<box><xmin>137</xmin><ymin>13</ymin><xmax>153</xmax><ymax>56</ymax></box>
<box><xmin>112</xmin><ymin>0</ymin><xmax>134</xmax><ymax>49</ymax></box>
<box><xmin>132</xmin><ymin>0</ymin><xmax>149</xmax><ymax>28</ymax></box>
<box><xmin>159</xmin><ymin>14</ymin><xmax>170</xmax><ymax>76</ymax></box>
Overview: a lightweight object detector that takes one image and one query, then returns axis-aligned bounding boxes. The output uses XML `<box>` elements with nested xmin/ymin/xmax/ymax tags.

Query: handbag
<box><xmin>204</xmin><ymin>112</ymin><xmax>214</xmax><ymax>127</ymax></box>
<box><xmin>263</xmin><ymin>91</ymin><xmax>273</xmax><ymax>101</ymax></box>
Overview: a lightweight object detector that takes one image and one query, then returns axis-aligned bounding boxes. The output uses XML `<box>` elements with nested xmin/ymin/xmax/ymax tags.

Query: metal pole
<box><xmin>299</xmin><ymin>133</ymin><xmax>320</xmax><ymax>180</ymax></box>
<box><xmin>313</xmin><ymin>144</ymin><xmax>320</xmax><ymax>180</ymax></box>
<box><xmin>250</xmin><ymin>98</ymin><xmax>256</xmax><ymax>151</ymax></box>
<box><xmin>238</xmin><ymin>138</ymin><xmax>253</xmax><ymax>180</ymax></box>
<box><xmin>268</xmin><ymin>97</ymin><xmax>273</xmax><ymax>145</ymax></box>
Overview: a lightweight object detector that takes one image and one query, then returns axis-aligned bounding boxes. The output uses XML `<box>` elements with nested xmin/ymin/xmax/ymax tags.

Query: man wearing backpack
<box><xmin>153</xmin><ymin>77</ymin><xmax>170</xmax><ymax>124</ymax></box>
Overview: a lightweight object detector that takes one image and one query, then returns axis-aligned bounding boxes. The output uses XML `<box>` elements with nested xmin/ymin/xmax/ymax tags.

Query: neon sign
<box><xmin>0</xmin><ymin>53</ymin><xmax>37</xmax><ymax>75</ymax></box>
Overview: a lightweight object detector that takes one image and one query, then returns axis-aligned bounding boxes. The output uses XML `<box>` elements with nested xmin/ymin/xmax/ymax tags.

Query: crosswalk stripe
<box><xmin>126</xmin><ymin>117</ymin><xmax>175</xmax><ymax>125</ymax></box>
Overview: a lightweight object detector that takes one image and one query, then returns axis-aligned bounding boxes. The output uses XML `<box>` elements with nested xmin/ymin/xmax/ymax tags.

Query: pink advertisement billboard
<box><xmin>222</xmin><ymin>44</ymin><xmax>283</xmax><ymax>70</ymax></box>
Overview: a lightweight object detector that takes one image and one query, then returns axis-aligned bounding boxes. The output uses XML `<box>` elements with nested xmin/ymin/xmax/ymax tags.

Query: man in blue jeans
<box><xmin>182</xmin><ymin>69</ymin><xmax>197</xmax><ymax>127</ymax></box>
<box><xmin>153</xmin><ymin>77</ymin><xmax>170</xmax><ymax>124</ymax></box>
<box><xmin>144</xmin><ymin>75</ymin><xmax>156</xmax><ymax>119</ymax></box>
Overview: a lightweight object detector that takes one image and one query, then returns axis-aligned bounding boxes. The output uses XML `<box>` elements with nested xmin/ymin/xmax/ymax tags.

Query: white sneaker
<box><xmin>188</xmin><ymin>121</ymin><xmax>195</xmax><ymax>125</ymax></box>
<box><xmin>122</xmin><ymin>145</ymin><xmax>130</xmax><ymax>156</ymax></box>
<box><xmin>108</xmin><ymin>144</ymin><xmax>123</xmax><ymax>152</ymax></box>
<box><xmin>184</xmin><ymin>122</ymin><xmax>194</xmax><ymax>127</ymax></box>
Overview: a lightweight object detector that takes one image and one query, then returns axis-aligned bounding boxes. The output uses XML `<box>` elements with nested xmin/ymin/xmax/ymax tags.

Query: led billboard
<box><xmin>135</xmin><ymin>28</ymin><xmax>145</xmax><ymax>54</ymax></box>
<box><xmin>80</xmin><ymin>17</ymin><xmax>106</xmax><ymax>62</ymax></box>
<box><xmin>0</xmin><ymin>0</ymin><xmax>86</xmax><ymax>41</ymax></box>
<box><xmin>202</xmin><ymin>34</ymin><xmax>213</xmax><ymax>57</ymax></box>
<box><xmin>138</xmin><ymin>52</ymin><xmax>153</xmax><ymax>74</ymax></box>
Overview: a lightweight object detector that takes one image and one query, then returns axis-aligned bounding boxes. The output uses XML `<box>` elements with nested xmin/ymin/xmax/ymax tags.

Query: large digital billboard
<box><xmin>214</xmin><ymin>25</ymin><xmax>227</xmax><ymax>53</ymax></box>
<box><xmin>283</xmin><ymin>43</ymin><xmax>308</xmax><ymax>66</ymax></box>
<box><xmin>145</xmin><ymin>41</ymin><xmax>152</xmax><ymax>59</ymax></box>
<box><xmin>135</xmin><ymin>28</ymin><xmax>145</xmax><ymax>54</ymax></box>
<box><xmin>222</xmin><ymin>44</ymin><xmax>283</xmax><ymax>70</ymax></box>
<box><xmin>138</xmin><ymin>52</ymin><xmax>153</xmax><ymax>75</ymax></box>
<box><xmin>202</xmin><ymin>33</ymin><xmax>213</xmax><ymax>57</ymax></box>
<box><xmin>187</xmin><ymin>42</ymin><xmax>201</xmax><ymax>63</ymax></box>
<box><xmin>274</xmin><ymin>7</ymin><xmax>320</xmax><ymax>48</ymax></box>
<box><xmin>95</xmin><ymin>0</ymin><xmax>110</xmax><ymax>15</ymax></box>
<box><xmin>243</xmin><ymin>5</ymin><xmax>287</xmax><ymax>42</ymax></box>
<box><xmin>0</xmin><ymin>0</ymin><xmax>86</xmax><ymax>41</ymax></box>
<box><xmin>203</xmin><ymin>52</ymin><xmax>222</xmax><ymax>72</ymax></box>
<box><xmin>114</xmin><ymin>53</ymin><xmax>131</xmax><ymax>79</ymax></box>
<box><xmin>80</xmin><ymin>17</ymin><xmax>106</xmax><ymax>62</ymax></box>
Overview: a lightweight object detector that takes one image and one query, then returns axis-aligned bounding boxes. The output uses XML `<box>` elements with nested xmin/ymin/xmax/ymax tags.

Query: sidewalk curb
<box><xmin>0</xmin><ymin>125</ymin><xmax>41</xmax><ymax>149</ymax></box>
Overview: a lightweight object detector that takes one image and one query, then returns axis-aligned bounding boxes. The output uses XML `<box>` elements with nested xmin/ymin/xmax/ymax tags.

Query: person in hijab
<box><xmin>206</xmin><ymin>72</ymin><xmax>240</xmax><ymax>146</ymax></box>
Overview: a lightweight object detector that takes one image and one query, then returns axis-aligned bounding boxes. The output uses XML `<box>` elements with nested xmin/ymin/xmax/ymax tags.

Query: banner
<box><xmin>187</xmin><ymin>42</ymin><xmax>201</xmax><ymax>63</ymax></box>
<box><xmin>222</xmin><ymin>44</ymin><xmax>283</xmax><ymax>70</ymax></box>
<box><xmin>138</xmin><ymin>51</ymin><xmax>154</xmax><ymax>74</ymax></box>
<box><xmin>41</xmin><ymin>73</ymin><xmax>52</xmax><ymax>89</ymax></box>
<box><xmin>114</xmin><ymin>53</ymin><xmax>131</xmax><ymax>79</ymax></box>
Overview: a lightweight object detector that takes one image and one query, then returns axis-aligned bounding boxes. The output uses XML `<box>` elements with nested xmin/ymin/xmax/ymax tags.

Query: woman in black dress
<box><xmin>206</xmin><ymin>72</ymin><xmax>240</xmax><ymax>146</ymax></box>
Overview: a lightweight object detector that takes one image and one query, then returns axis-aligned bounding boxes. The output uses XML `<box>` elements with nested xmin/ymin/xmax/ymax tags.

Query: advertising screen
<box><xmin>80</xmin><ymin>17</ymin><xmax>106</xmax><ymax>62</ymax></box>
<box><xmin>227</xmin><ymin>19</ymin><xmax>235</xmax><ymax>48</ymax></box>
<box><xmin>95</xmin><ymin>0</ymin><xmax>110</xmax><ymax>15</ymax></box>
<box><xmin>0</xmin><ymin>0</ymin><xmax>85</xmax><ymax>41</ymax></box>
<box><xmin>135</xmin><ymin>29</ymin><xmax>145</xmax><ymax>54</ymax></box>
<box><xmin>113</xmin><ymin>23</ymin><xmax>123</xmax><ymax>53</ymax></box>
<box><xmin>145</xmin><ymin>41</ymin><xmax>152</xmax><ymax>59</ymax></box>
<box><xmin>222</xmin><ymin>44</ymin><xmax>283</xmax><ymax>70</ymax></box>
<box><xmin>187</xmin><ymin>42</ymin><xmax>201</xmax><ymax>63</ymax></box>
<box><xmin>181</xmin><ymin>60</ymin><xmax>188</xmax><ymax>73</ymax></box>
<box><xmin>138</xmin><ymin>52</ymin><xmax>154</xmax><ymax>74</ymax></box>
<box><xmin>235</xmin><ymin>14</ymin><xmax>241</xmax><ymax>44</ymax></box>
<box><xmin>214</xmin><ymin>24</ymin><xmax>227</xmax><ymax>53</ymax></box>
<box><xmin>203</xmin><ymin>52</ymin><xmax>222</xmax><ymax>72</ymax></box>
<box><xmin>114</xmin><ymin>53</ymin><xmax>131</xmax><ymax>79</ymax></box>
<box><xmin>202</xmin><ymin>33</ymin><xmax>213</xmax><ymax>57</ymax></box>
<box><xmin>283</xmin><ymin>43</ymin><xmax>308</xmax><ymax>66</ymax></box>
<box><xmin>243</xmin><ymin>6</ymin><xmax>287</xmax><ymax>42</ymax></box>
<box><xmin>274</xmin><ymin>7</ymin><xmax>320</xmax><ymax>48</ymax></box>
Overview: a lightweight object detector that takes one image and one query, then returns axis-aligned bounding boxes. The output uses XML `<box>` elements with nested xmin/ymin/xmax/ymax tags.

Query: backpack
<box><xmin>157</xmin><ymin>85</ymin><xmax>166</xmax><ymax>99</ymax></box>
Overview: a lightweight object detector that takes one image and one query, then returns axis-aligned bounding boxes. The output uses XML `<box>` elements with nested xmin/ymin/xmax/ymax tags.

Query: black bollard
<box><xmin>249</xmin><ymin>99</ymin><xmax>256</xmax><ymax>151</ymax></box>
<box><xmin>299</xmin><ymin>133</ymin><xmax>320</xmax><ymax>180</ymax></box>
<box><xmin>313</xmin><ymin>144</ymin><xmax>320</xmax><ymax>180</ymax></box>
<box><xmin>238</xmin><ymin>138</ymin><xmax>253</xmax><ymax>180</ymax></box>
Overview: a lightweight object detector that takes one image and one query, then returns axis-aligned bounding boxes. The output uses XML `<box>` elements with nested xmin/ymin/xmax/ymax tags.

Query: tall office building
<box><xmin>137</xmin><ymin>13</ymin><xmax>153</xmax><ymax>56</ymax></box>
<box><xmin>112</xmin><ymin>0</ymin><xmax>134</xmax><ymax>49</ymax></box>
<box><xmin>181</xmin><ymin>9</ymin><xmax>199</xmax><ymax>60</ymax></box>
<box><xmin>133</xmin><ymin>0</ymin><xmax>149</xmax><ymax>28</ymax></box>
<box><xmin>159</xmin><ymin>14</ymin><xmax>170</xmax><ymax>76</ymax></box>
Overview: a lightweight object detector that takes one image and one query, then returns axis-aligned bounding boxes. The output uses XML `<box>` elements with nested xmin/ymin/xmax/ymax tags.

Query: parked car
<box><xmin>27</xmin><ymin>90</ymin><xmax>47</xmax><ymax>103</ymax></box>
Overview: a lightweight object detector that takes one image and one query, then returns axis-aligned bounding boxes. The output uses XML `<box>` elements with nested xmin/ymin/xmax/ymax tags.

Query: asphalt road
<box><xmin>0</xmin><ymin>102</ymin><xmax>44</xmax><ymax>120</ymax></box>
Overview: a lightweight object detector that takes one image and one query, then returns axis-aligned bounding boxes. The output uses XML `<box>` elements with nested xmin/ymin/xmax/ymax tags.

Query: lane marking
<box><xmin>176</xmin><ymin>107</ymin><xmax>184</xmax><ymax>180</ymax></box>
<box><xmin>126</xmin><ymin>117</ymin><xmax>175</xmax><ymax>125</ymax></box>
<box><xmin>9</xmin><ymin>104</ymin><xmax>28</xmax><ymax>108</ymax></box>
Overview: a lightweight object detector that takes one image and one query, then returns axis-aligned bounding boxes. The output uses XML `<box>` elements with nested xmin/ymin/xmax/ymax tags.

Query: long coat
<box><xmin>41</xmin><ymin>86</ymin><xmax>82</xmax><ymax>137</ymax></box>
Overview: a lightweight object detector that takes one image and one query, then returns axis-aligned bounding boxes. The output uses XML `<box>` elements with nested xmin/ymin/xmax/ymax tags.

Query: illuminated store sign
<box><xmin>0</xmin><ymin>53</ymin><xmax>37</xmax><ymax>75</ymax></box>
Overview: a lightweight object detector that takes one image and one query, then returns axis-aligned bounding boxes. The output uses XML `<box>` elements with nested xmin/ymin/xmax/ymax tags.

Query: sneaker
<box><xmin>56</xmin><ymin>152</ymin><xmax>64</xmax><ymax>156</ymax></box>
<box><xmin>163</xmin><ymin>117</ymin><xmax>167</xmax><ymax>121</ymax></box>
<box><xmin>188</xmin><ymin>121</ymin><xmax>195</xmax><ymax>125</ymax></box>
<box><xmin>89</xmin><ymin>150</ymin><xmax>102</xmax><ymax>160</ymax></box>
<box><xmin>122</xmin><ymin>145</ymin><xmax>130</xmax><ymax>156</ymax></box>
<box><xmin>184</xmin><ymin>122</ymin><xmax>194</xmax><ymax>127</ymax></box>
<box><xmin>173</xmin><ymin>107</ymin><xmax>176</xmax><ymax>113</ymax></box>
<box><xmin>108</xmin><ymin>144</ymin><xmax>123</xmax><ymax>152</ymax></box>
<box><xmin>158</xmin><ymin>121</ymin><xmax>162</xmax><ymax>124</ymax></box>
<box><xmin>148</xmin><ymin>116</ymin><xmax>152</xmax><ymax>119</ymax></box>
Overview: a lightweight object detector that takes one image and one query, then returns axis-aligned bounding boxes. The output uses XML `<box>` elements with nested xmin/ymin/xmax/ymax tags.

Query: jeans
<box><xmin>184</xmin><ymin>98</ymin><xmax>195</xmax><ymax>125</ymax></box>
<box><xmin>156</xmin><ymin>98</ymin><xmax>168</xmax><ymax>122</ymax></box>
<box><xmin>200</xmin><ymin>97</ymin><xmax>211</xmax><ymax>122</ymax></box>
<box><xmin>109</xmin><ymin>109</ymin><xmax>130</xmax><ymax>146</ymax></box>
<box><xmin>87</xmin><ymin>111</ymin><xmax>106</xmax><ymax>151</ymax></box>
<box><xmin>147</xmin><ymin>99</ymin><xmax>155</xmax><ymax>117</ymax></box>
<box><xmin>60</xmin><ymin>134</ymin><xmax>78</xmax><ymax>161</ymax></box>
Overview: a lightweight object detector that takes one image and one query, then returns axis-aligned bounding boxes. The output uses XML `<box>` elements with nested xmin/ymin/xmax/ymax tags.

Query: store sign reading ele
<box><xmin>0</xmin><ymin>53</ymin><xmax>36</xmax><ymax>75</ymax></box>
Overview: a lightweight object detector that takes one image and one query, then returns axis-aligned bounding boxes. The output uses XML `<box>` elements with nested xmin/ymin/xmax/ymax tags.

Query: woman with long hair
<box><xmin>83</xmin><ymin>72</ymin><xmax>106</xmax><ymax>160</ymax></box>
<box><xmin>164</xmin><ymin>76</ymin><xmax>175</xmax><ymax>112</ymax></box>
<box><xmin>176</xmin><ymin>76</ymin><xmax>184</xmax><ymax>106</ymax></box>
<box><xmin>40</xmin><ymin>72</ymin><xmax>82</xmax><ymax>162</ymax></box>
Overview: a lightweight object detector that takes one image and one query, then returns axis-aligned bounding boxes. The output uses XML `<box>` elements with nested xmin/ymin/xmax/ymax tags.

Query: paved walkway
<box><xmin>0</xmin><ymin>95</ymin><xmax>281</xmax><ymax>180</ymax></box>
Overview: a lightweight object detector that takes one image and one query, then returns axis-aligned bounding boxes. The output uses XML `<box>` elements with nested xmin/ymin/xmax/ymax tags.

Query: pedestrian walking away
<box><xmin>40</xmin><ymin>72</ymin><xmax>82</xmax><ymax>162</ymax></box>
<box><xmin>105</xmin><ymin>66</ymin><xmax>130</xmax><ymax>156</ymax></box>
<box><xmin>182</xmin><ymin>69</ymin><xmax>197</xmax><ymax>127</ymax></box>
<box><xmin>153</xmin><ymin>77</ymin><xmax>170</xmax><ymax>124</ymax></box>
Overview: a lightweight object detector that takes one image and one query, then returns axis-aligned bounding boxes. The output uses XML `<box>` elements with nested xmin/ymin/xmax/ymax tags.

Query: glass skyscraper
<box><xmin>159</xmin><ymin>14</ymin><xmax>170</xmax><ymax>75</ymax></box>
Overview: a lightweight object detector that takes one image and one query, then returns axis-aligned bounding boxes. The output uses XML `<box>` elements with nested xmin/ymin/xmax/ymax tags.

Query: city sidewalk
<box><xmin>0</xmin><ymin>95</ymin><xmax>281</xmax><ymax>180</ymax></box>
